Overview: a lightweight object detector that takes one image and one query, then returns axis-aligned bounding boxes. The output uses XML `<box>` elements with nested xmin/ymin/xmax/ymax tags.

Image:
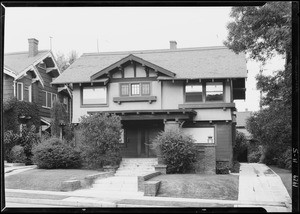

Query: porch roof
<box><xmin>87</xmin><ymin>109</ymin><xmax>197</xmax><ymax>121</ymax></box>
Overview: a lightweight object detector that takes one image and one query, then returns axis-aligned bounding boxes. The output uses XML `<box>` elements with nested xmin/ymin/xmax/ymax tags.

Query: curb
<box><xmin>5</xmin><ymin>165</ymin><xmax>37</xmax><ymax>174</ymax></box>
<box><xmin>6</xmin><ymin>197</ymin><xmax>116</xmax><ymax>207</ymax></box>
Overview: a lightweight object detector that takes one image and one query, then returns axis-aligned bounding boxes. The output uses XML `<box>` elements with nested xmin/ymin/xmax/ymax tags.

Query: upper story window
<box><xmin>206</xmin><ymin>82</ymin><xmax>223</xmax><ymax>102</ymax></box>
<box><xmin>63</xmin><ymin>97</ymin><xmax>68</xmax><ymax>112</ymax></box>
<box><xmin>82</xmin><ymin>86</ymin><xmax>107</xmax><ymax>105</ymax></box>
<box><xmin>42</xmin><ymin>90</ymin><xmax>57</xmax><ymax>108</ymax></box>
<box><xmin>120</xmin><ymin>82</ymin><xmax>151</xmax><ymax>97</ymax></box>
<box><xmin>185</xmin><ymin>84</ymin><xmax>203</xmax><ymax>102</ymax></box>
<box><xmin>185</xmin><ymin>82</ymin><xmax>224</xmax><ymax>103</ymax></box>
<box><xmin>17</xmin><ymin>82</ymin><xmax>23</xmax><ymax>101</ymax></box>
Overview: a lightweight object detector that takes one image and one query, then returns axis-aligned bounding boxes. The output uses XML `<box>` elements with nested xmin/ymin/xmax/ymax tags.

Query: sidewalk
<box><xmin>4</xmin><ymin>164</ymin><xmax>37</xmax><ymax>177</ymax></box>
<box><xmin>237</xmin><ymin>163</ymin><xmax>292</xmax><ymax>212</ymax></box>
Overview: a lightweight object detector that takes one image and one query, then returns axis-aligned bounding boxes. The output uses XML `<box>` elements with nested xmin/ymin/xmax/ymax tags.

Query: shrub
<box><xmin>78</xmin><ymin>113</ymin><xmax>122</xmax><ymax>169</ymax></box>
<box><xmin>230</xmin><ymin>160</ymin><xmax>240</xmax><ymax>173</ymax></box>
<box><xmin>10</xmin><ymin>145</ymin><xmax>26</xmax><ymax>163</ymax></box>
<box><xmin>32</xmin><ymin>137</ymin><xmax>81</xmax><ymax>169</ymax></box>
<box><xmin>262</xmin><ymin>146</ymin><xmax>278</xmax><ymax>165</ymax></box>
<box><xmin>4</xmin><ymin>130</ymin><xmax>19</xmax><ymax>162</ymax></box>
<box><xmin>277</xmin><ymin>147</ymin><xmax>292</xmax><ymax>170</ymax></box>
<box><xmin>3</xmin><ymin>97</ymin><xmax>40</xmax><ymax>133</ymax></box>
<box><xmin>216</xmin><ymin>161</ymin><xmax>230</xmax><ymax>174</ymax></box>
<box><xmin>233</xmin><ymin>131</ymin><xmax>248</xmax><ymax>161</ymax></box>
<box><xmin>151</xmin><ymin>128</ymin><xmax>197</xmax><ymax>174</ymax></box>
<box><xmin>51</xmin><ymin>101</ymin><xmax>70</xmax><ymax>139</ymax></box>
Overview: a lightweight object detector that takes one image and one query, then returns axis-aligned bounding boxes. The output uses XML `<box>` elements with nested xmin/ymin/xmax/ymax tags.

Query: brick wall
<box><xmin>193</xmin><ymin>143</ymin><xmax>216</xmax><ymax>174</ymax></box>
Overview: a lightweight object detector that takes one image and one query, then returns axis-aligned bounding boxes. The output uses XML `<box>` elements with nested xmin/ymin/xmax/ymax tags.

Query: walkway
<box><xmin>237</xmin><ymin>163</ymin><xmax>292</xmax><ymax>212</ymax></box>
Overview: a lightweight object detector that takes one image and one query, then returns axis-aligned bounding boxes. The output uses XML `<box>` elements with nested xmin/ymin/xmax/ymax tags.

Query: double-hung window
<box><xmin>16</xmin><ymin>82</ymin><xmax>23</xmax><ymax>101</ymax></box>
<box><xmin>206</xmin><ymin>82</ymin><xmax>223</xmax><ymax>101</ymax></box>
<box><xmin>82</xmin><ymin>86</ymin><xmax>107</xmax><ymax>105</ymax></box>
<box><xmin>185</xmin><ymin>84</ymin><xmax>203</xmax><ymax>102</ymax></box>
<box><xmin>42</xmin><ymin>91</ymin><xmax>58</xmax><ymax>108</ymax></box>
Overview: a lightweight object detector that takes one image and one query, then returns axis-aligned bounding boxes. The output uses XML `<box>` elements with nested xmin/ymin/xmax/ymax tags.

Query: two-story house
<box><xmin>3</xmin><ymin>38</ymin><xmax>72</xmax><ymax>133</ymax></box>
<box><xmin>52</xmin><ymin>41</ymin><xmax>247</xmax><ymax>173</ymax></box>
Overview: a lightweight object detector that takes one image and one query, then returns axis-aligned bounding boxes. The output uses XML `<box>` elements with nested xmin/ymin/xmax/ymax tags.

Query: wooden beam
<box><xmin>134</xmin><ymin>62</ymin><xmax>136</xmax><ymax>77</ymax></box>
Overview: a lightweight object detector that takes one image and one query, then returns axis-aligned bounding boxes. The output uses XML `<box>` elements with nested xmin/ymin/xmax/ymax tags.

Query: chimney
<box><xmin>28</xmin><ymin>38</ymin><xmax>39</xmax><ymax>57</ymax></box>
<box><xmin>169</xmin><ymin>41</ymin><xmax>177</xmax><ymax>50</ymax></box>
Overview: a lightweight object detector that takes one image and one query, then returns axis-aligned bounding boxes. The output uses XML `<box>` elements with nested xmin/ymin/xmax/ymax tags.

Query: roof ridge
<box><xmin>82</xmin><ymin>46</ymin><xmax>228</xmax><ymax>57</ymax></box>
<box><xmin>5</xmin><ymin>49</ymin><xmax>50</xmax><ymax>55</ymax></box>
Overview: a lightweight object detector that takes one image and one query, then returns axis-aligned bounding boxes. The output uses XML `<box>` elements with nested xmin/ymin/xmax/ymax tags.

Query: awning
<box><xmin>87</xmin><ymin>109</ymin><xmax>197</xmax><ymax>121</ymax></box>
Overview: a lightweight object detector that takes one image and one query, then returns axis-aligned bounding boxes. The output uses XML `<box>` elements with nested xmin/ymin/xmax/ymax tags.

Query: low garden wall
<box><xmin>137</xmin><ymin>171</ymin><xmax>161</xmax><ymax>192</ymax></box>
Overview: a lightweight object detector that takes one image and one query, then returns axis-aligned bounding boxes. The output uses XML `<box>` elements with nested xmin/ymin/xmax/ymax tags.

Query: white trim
<box><xmin>16</xmin><ymin>65</ymin><xmax>45</xmax><ymax>88</ymax></box>
<box><xmin>4</xmin><ymin>66</ymin><xmax>17</xmax><ymax>78</ymax></box>
<box><xmin>28</xmin><ymin>85</ymin><xmax>32</xmax><ymax>102</ymax></box>
<box><xmin>42</xmin><ymin>90</ymin><xmax>58</xmax><ymax>109</ymax></box>
<box><xmin>57</xmin><ymin>85</ymin><xmax>72</xmax><ymax>97</ymax></box>
<box><xmin>40</xmin><ymin>117</ymin><xmax>51</xmax><ymax>126</ymax></box>
<box><xmin>16</xmin><ymin>82</ymin><xmax>23</xmax><ymax>101</ymax></box>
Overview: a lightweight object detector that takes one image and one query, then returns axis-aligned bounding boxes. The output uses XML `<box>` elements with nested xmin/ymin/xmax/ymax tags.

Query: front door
<box><xmin>122</xmin><ymin>128</ymin><xmax>157</xmax><ymax>158</ymax></box>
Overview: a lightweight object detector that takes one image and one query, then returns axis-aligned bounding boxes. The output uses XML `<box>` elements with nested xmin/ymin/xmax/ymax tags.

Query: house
<box><xmin>52</xmin><ymin>41</ymin><xmax>247</xmax><ymax>173</ymax></box>
<box><xmin>3</xmin><ymin>38</ymin><xmax>72</xmax><ymax>133</ymax></box>
<box><xmin>235</xmin><ymin>111</ymin><xmax>252</xmax><ymax>139</ymax></box>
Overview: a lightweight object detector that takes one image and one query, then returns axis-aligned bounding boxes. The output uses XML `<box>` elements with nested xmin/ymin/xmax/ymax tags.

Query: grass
<box><xmin>269</xmin><ymin>165</ymin><xmax>292</xmax><ymax>198</ymax></box>
<box><xmin>5</xmin><ymin>168</ymin><xmax>102</xmax><ymax>191</ymax></box>
<box><xmin>149</xmin><ymin>174</ymin><xmax>239</xmax><ymax>200</ymax></box>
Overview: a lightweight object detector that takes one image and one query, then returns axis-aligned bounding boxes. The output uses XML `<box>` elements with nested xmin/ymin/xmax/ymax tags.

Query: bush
<box><xmin>32</xmin><ymin>137</ymin><xmax>82</xmax><ymax>169</ymax></box>
<box><xmin>233</xmin><ymin>131</ymin><xmax>248</xmax><ymax>161</ymax></box>
<box><xmin>277</xmin><ymin>147</ymin><xmax>292</xmax><ymax>170</ymax></box>
<box><xmin>78</xmin><ymin>113</ymin><xmax>122</xmax><ymax>169</ymax></box>
<box><xmin>151</xmin><ymin>128</ymin><xmax>197</xmax><ymax>174</ymax></box>
<box><xmin>230</xmin><ymin>160</ymin><xmax>240</xmax><ymax>173</ymax></box>
<box><xmin>10</xmin><ymin>145</ymin><xmax>27</xmax><ymax>163</ymax></box>
<box><xmin>4</xmin><ymin>130</ymin><xmax>19</xmax><ymax>162</ymax></box>
<box><xmin>216</xmin><ymin>161</ymin><xmax>230</xmax><ymax>174</ymax></box>
<box><xmin>262</xmin><ymin>146</ymin><xmax>278</xmax><ymax>165</ymax></box>
<box><xmin>3</xmin><ymin>97</ymin><xmax>40</xmax><ymax>133</ymax></box>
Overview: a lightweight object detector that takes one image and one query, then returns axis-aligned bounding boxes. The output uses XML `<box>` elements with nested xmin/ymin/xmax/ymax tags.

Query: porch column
<box><xmin>164</xmin><ymin>120</ymin><xmax>180</xmax><ymax>131</ymax></box>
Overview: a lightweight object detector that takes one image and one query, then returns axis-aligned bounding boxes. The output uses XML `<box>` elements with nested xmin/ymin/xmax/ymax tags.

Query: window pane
<box><xmin>206</xmin><ymin>82</ymin><xmax>223</xmax><ymax>101</ymax></box>
<box><xmin>131</xmin><ymin>84</ymin><xmax>140</xmax><ymax>95</ymax></box>
<box><xmin>121</xmin><ymin>84</ymin><xmax>129</xmax><ymax>96</ymax></box>
<box><xmin>141</xmin><ymin>83</ymin><xmax>150</xmax><ymax>95</ymax></box>
<box><xmin>17</xmin><ymin>83</ymin><xmax>22</xmax><ymax>100</ymax></box>
<box><xmin>182</xmin><ymin>127</ymin><xmax>214</xmax><ymax>143</ymax></box>
<box><xmin>42</xmin><ymin>91</ymin><xmax>46</xmax><ymax>106</ymax></box>
<box><xmin>185</xmin><ymin>84</ymin><xmax>203</xmax><ymax>102</ymax></box>
<box><xmin>83</xmin><ymin>87</ymin><xmax>106</xmax><ymax>104</ymax></box>
<box><xmin>47</xmin><ymin>92</ymin><xmax>51</xmax><ymax>108</ymax></box>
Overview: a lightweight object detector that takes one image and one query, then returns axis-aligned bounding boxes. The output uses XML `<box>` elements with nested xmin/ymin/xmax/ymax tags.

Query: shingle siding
<box><xmin>216</xmin><ymin>123</ymin><xmax>233</xmax><ymax>162</ymax></box>
<box><xmin>3</xmin><ymin>74</ymin><xmax>14</xmax><ymax>101</ymax></box>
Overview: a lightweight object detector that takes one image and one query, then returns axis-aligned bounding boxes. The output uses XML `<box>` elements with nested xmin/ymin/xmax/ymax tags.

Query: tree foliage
<box><xmin>56</xmin><ymin>50</ymin><xmax>78</xmax><ymax>72</ymax></box>
<box><xmin>224</xmin><ymin>2</ymin><xmax>292</xmax><ymax>168</ymax></box>
<box><xmin>50</xmin><ymin>100</ymin><xmax>69</xmax><ymax>138</ymax></box>
<box><xmin>78</xmin><ymin>113</ymin><xmax>122</xmax><ymax>169</ymax></box>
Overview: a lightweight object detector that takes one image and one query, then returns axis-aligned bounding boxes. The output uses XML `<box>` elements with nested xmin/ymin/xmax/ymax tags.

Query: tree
<box><xmin>56</xmin><ymin>50</ymin><xmax>78</xmax><ymax>72</ymax></box>
<box><xmin>50</xmin><ymin>100</ymin><xmax>69</xmax><ymax>138</ymax></box>
<box><xmin>224</xmin><ymin>2</ymin><xmax>292</xmax><ymax>168</ymax></box>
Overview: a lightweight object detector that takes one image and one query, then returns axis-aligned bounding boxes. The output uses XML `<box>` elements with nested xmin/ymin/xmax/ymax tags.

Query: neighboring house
<box><xmin>235</xmin><ymin>111</ymin><xmax>252</xmax><ymax>139</ymax></box>
<box><xmin>52</xmin><ymin>41</ymin><xmax>247</xmax><ymax>173</ymax></box>
<box><xmin>3</xmin><ymin>38</ymin><xmax>72</xmax><ymax>133</ymax></box>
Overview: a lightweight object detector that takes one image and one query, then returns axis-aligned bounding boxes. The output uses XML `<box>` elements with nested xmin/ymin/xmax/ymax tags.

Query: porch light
<box><xmin>207</xmin><ymin>136</ymin><xmax>213</xmax><ymax>143</ymax></box>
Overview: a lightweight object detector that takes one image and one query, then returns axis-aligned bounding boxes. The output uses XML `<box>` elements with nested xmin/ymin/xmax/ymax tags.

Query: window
<box><xmin>131</xmin><ymin>83</ymin><xmax>140</xmax><ymax>95</ymax></box>
<box><xmin>182</xmin><ymin>127</ymin><xmax>215</xmax><ymax>143</ymax></box>
<box><xmin>42</xmin><ymin>91</ymin><xmax>58</xmax><ymax>108</ymax></box>
<box><xmin>141</xmin><ymin>83</ymin><xmax>150</xmax><ymax>95</ymax></box>
<box><xmin>82</xmin><ymin>86</ymin><xmax>107</xmax><ymax>105</ymax></box>
<box><xmin>206</xmin><ymin>82</ymin><xmax>223</xmax><ymax>101</ymax></box>
<box><xmin>185</xmin><ymin>84</ymin><xmax>203</xmax><ymax>102</ymax></box>
<box><xmin>120</xmin><ymin>84</ymin><xmax>129</xmax><ymax>96</ymax></box>
<box><xmin>17</xmin><ymin>82</ymin><xmax>23</xmax><ymax>101</ymax></box>
<box><xmin>28</xmin><ymin>85</ymin><xmax>32</xmax><ymax>102</ymax></box>
<box><xmin>63</xmin><ymin>97</ymin><xmax>68</xmax><ymax>112</ymax></box>
<box><xmin>120</xmin><ymin>129</ymin><xmax>125</xmax><ymax>144</ymax></box>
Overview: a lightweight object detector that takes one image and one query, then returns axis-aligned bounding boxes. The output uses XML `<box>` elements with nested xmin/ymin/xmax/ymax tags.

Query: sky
<box><xmin>3</xmin><ymin>6</ymin><xmax>285</xmax><ymax>112</ymax></box>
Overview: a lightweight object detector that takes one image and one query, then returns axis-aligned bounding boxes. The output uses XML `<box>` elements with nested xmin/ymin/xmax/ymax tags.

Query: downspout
<box><xmin>13</xmin><ymin>79</ymin><xmax>16</xmax><ymax>97</ymax></box>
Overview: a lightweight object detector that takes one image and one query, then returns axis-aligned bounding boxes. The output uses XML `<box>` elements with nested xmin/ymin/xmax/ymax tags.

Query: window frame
<box><xmin>120</xmin><ymin>83</ymin><xmax>130</xmax><ymax>97</ymax></box>
<box><xmin>119</xmin><ymin>82</ymin><xmax>151</xmax><ymax>97</ymax></box>
<box><xmin>42</xmin><ymin>90</ymin><xmax>58</xmax><ymax>109</ymax></box>
<box><xmin>184</xmin><ymin>81</ymin><xmax>224</xmax><ymax>103</ymax></box>
<box><xmin>141</xmin><ymin>82</ymin><xmax>151</xmax><ymax>96</ymax></box>
<box><xmin>131</xmin><ymin>83</ymin><xmax>140</xmax><ymax>96</ymax></box>
<box><xmin>16</xmin><ymin>82</ymin><xmax>23</xmax><ymax>101</ymax></box>
<box><xmin>205</xmin><ymin>82</ymin><xmax>224</xmax><ymax>102</ymax></box>
<box><xmin>81</xmin><ymin>85</ymin><xmax>108</xmax><ymax>107</ymax></box>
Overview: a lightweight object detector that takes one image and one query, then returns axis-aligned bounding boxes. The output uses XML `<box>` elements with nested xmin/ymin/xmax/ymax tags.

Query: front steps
<box><xmin>115</xmin><ymin>158</ymin><xmax>158</xmax><ymax>177</ymax></box>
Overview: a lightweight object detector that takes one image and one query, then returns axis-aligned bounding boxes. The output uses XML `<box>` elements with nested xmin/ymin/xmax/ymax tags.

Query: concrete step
<box><xmin>115</xmin><ymin>171</ymin><xmax>155</xmax><ymax>177</ymax></box>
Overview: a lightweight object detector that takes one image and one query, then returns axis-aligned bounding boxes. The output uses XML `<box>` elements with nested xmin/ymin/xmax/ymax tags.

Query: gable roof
<box><xmin>236</xmin><ymin>111</ymin><xmax>252</xmax><ymax>127</ymax></box>
<box><xmin>90</xmin><ymin>54</ymin><xmax>176</xmax><ymax>81</ymax></box>
<box><xmin>52</xmin><ymin>46</ymin><xmax>247</xmax><ymax>84</ymax></box>
<box><xmin>4</xmin><ymin>50</ymin><xmax>50</xmax><ymax>75</ymax></box>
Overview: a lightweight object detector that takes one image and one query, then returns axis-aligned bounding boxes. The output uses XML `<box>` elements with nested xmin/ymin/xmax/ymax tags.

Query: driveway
<box><xmin>237</xmin><ymin>163</ymin><xmax>291</xmax><ymax>212</ymax></box>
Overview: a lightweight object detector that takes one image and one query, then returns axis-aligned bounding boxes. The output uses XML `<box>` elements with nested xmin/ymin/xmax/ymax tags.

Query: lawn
<box><xmin>149</xmin><ymin>174</ymin><xmax>239</xmax><ymax>200</ymax></box>
<box><xmin>5</xmin><ymin>168</ymin><xmax>102</xmax><ymax>191</ymax></box>
<box><xmin>269</xmin><ymin>165</ymin><xmax>292</xmax><ymax>198</ymax></box>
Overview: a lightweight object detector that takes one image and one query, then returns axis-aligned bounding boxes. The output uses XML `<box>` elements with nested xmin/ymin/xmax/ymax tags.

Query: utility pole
<box><xmin>49</xmin><ymin>36</ymin><xmax>53</xmax><ymax>51</ymax></box>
